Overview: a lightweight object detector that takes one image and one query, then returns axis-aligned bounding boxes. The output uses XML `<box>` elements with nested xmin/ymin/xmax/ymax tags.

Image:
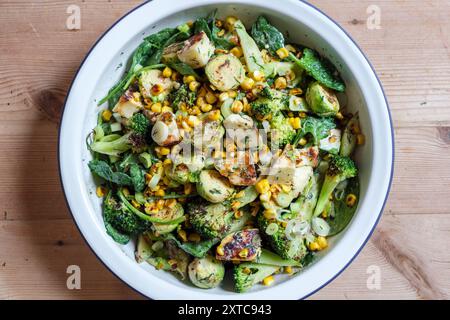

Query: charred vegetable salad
<box><xmin>88</xmin><ymin>12</ymin><xmax>364</xmax><ymax>293</ymax></box>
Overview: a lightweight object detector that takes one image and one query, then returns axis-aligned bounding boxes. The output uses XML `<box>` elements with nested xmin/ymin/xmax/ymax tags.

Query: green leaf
<box><xmin>294</xmin><ymin>116</ymin><xmax>336</xmax><ymax>146</ymax></box>
<box><xmin>104</xmin><ymin>220</ymin><xmax>130</xmax><ymax>244</ymax></box>
<box><xmin>289</xmin><ymin>49</ymin><xmax>345</xmax><ymax>92</ymax></box>
<box><xmin>168</xmin><ymin>61</ymin><xmax>201</xmax><ymax>79</ymax></box>
<box><xmin>165</xmin><ymin>234</ymin><xmax>219</xmax><ymax>258</ymax></box>
<box><xmin>88</xmin><ymin>160</ymin><xmax>132</xmax><ymax>186</ymax></box>
<box><xmin>251</xmin><ymin>16</ymin><xmax>285</xmax><ymax>55</ymax></box>
<box><xmin>129</xmin><ymin>164</ymin><xmax>146</xmax><ymax>192</ymax></box>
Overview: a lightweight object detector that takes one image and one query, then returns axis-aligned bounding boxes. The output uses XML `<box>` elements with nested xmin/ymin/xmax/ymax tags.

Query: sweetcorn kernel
<box><xmin>274</xmin><ymin>77</ymin><xmax>287</xmax><ymax>89</ymax></box>
<box><xmin>231</xmin><ymin>100</ymin><xmax>244</xmax><ymax>113</ymax></box>
<box><xmin>162</xmin><ymin>67</ymin><xmax>172</xmax><ymax>78</ymax></box>
<box><xmin>250</xmin><ymin>70</ymin><xmax>264</xmax><ymax>82</ymax></box>
<box><xmin>208</xmin><ymin>110</ymin><xmax>221</xmax><ymax>121</ymax></box>
<box><xmin>155</xmin><ymin>189</ymin><xmax>165</xmax><ymax>197</ymax></box>
<box><xmin>276</xmin><ymin>47</ymin><xmax>289</xmax><ymax>59</ymax></box>
<box><xmin>240</xmin><ymin>77</ymin><xmax>255</xmax><ymax>91</ymax></box>
<box><xmin>263</xmin><ymin>276</ymin><xmax>274</xmax><ymax>286</ymax></box>
<box><xmin>158</xmin><ymin>147</ymin><xmax>170</xmax><ymax>156</ymax></box>
<box><xmin>201</xmin><ymin>103</ymin><xmax>213</xmax><ymax>112</ymax></box>
<box><xmin>317</xmin><ymin>236</ymin><xmax>328</xmax><ymax>249</ymax></box>
<box><xmin>205</xmin><ymin>91</ymin><xmax>217</xmax><ymax>104</ymax></box>
<box><xmin>225</xmin><ymin>16</ymin><xmax>237</xmax><ymax>31</ymax></box>
<box><xmin>255</xmin><ymin>179</ymin><xmax>270</xmax><ymax>194</ymax></box>
<box><xmin>219</xmin><ymin>92</ymin><xmax>229</xmax><ymax>101</ymax></box>
<box><xmin>230</xmin><ymin>46</ymin><xmax>243</xmax><ymax>58</ymax></box>
<box><xmin>161</xmin><ymin>106</ymin><xmax>173</xmax><ymax>113</ymax></box>
<box><xmin>216</xmin><ymin>245</ymin><xmax>225</xmax><ymax>256</ymax></box>
<box><xmin>290</xmin><ymin>117</ymin><xmax>301</xmax><ymax>129</ymax></box>
<box><xmin>96</xmin><ymin>186</ymin><xmax>106</xmax><ymax>198</ymax></box>
<box><xmin>346</xmin><ymin>194</ymin><xmax>357</xmax><ymax>207</ymax></box>
<box><xmin>101</xmin><ymin>110</ymin><xmax>112</xmax><ymax>122</ymax></box>
<box><xmin>178</xmin><ymin>229</ymin><xmax>188</xmax><ymax>242</ymax></box>
<box><xmin>151</xmin><ymin>102</ymin><xmax>162</xmax><ymax>113</ymax></box>
<box><xmin>285</xmin><ymin>266</ymin><xmax>293</xmax><ymax>275</ymax></box>
<box><xmin>183</xmin><ymin>75</ymin><xmax>196</xmax><ymax>84</ymax></box>
<box><xmin>309</xmin><ymin>242</ymin><xmax>320</xmax><ymax>251</ymax></box>
<box><xmin>263</xmin><ymin>209</ymin><xmax>276</xmax><ymax>220</ymax></box>
<box><xmin>299</xmin><ymin>138</ymin><xmax>308</xmax><ymax>146</ymax></box>
<box><xmin>189</xmin><ymin>81</ymin><xmax>200</xmax><ymax>92</ymax></box>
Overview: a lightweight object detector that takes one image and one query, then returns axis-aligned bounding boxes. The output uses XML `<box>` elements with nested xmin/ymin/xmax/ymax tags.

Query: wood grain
<box><xmin>0</xmin><ymin>0</ymin><xmax>449</xmax><ymax>300</ymax></box>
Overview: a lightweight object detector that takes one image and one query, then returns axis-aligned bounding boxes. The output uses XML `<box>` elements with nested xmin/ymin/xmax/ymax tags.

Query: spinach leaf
<box><xmin>289</xmin><ymin>48</ymin><xmax>345</xmax><ymax>92</ymax></box>
<box><xmin>207</xmin><ymin>10</ymin><xmax>235</xmax><ymax>50</ymax></box>
<box><xmin>293</xmin><ymin>116</ymin><xmax>336</xmax><ymax>146</ymax></box>
<box><xmin>193</xmin><ymin>17</ymin><xmax>212</xmax><ymax>39</ymax></box>
<box><xmin>327</xmin><ymin>177</ymin><xmax>360</xmax><ymax>236</ymax></box>
<box><xmin>118</xmin><ymin>153</ymin><xmax>138</xmax><ymax>172</ymax></box>
<box><xmin>251</xmin><ymin>16</ymin><xmax>285</xmax><ymax>55</ymax></box>
<box><xmin>88</xmin><ymin>160</ymin><xmax>133</xmax><ymax>186</ymax></box>
<box><xmin>129</xmin><ymin>164</ymin><xmax>146</xmax><ymax>192</ymax></box>
<box><xmin>165</xmin><ymin>234</ymin><xmax>219</xmax><ymax>258</ymax></box>
<box><xmin>104</xmin><ymin>220</ymin><xmax>130</xmax><ymax>244</ymax></box>
<box><xmin>168</xmin><ymin>61</ymin><xmax>201</xmax><ymax>78</ymax></box>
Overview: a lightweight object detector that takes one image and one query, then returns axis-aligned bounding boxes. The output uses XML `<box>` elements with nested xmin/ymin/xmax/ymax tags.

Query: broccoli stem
<box><xmin>313</xmin><ymin>174</ymin><xmax>341</xmax><ymax>217</ymax></box>
<box><xmin>117</xmin><ymin>189</ymin><xmax>186</xmax><ymax>224</ymax></box>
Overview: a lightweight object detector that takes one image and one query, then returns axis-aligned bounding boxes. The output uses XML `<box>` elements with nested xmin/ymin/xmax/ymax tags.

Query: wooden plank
<box><xmin>0</xmin><ymin>215</ymin><xmax>448</xmax><ymax>299</ymax></box>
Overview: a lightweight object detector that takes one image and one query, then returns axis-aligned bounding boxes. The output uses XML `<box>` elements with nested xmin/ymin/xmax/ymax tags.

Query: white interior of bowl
<box><xmin>60</xmin><ymin>0</ymin><xmax>393</xmax><ymax>299</ymax></box>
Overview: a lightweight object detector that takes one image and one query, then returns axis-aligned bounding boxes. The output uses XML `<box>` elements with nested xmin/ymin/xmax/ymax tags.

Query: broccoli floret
<box><xmin>233</xmin><ymin>262</ymin><xmax>279</xmax><ymax>293</ymax></box>
<box><xmin>129</xmin><ymin>113</ymin><xmax>150</xmax><ymax>136</ymax></box>
<box><xmin>257</xmin><ymin>214</ymin><xmax>307</xmax><ymax>261</ymax></box>
<box><xmin>251</xmin><ymin>88</ymin><xmax>289</xmax><ymax>119</ymax></box>
<box><xmin>187</xmin><ymin>200</ymin><xmax>234</xmax><ymax>239</ymax></box>
<box><xmin>103</xmin><ymin>192</ymin><xmax>151</xmax><ymax>237</ymax></box>
<box><xmin>169</xmin><ymin>84</ymin><xmax>197</xmax><ymax>109</ymax></box>
<box><xmin>251</xmin><ymin>99</ymin><xmax>272</xmax><ymax>119</ymax></box>
<box><xmin>313</xmin><ymin>155</ymin><xmax>357</xmax><ymax>217</ymax></box>
<box><xmin>269</xmin><ymin>112</ymin><xmax>296</xmax><ymax>147</ymax></box>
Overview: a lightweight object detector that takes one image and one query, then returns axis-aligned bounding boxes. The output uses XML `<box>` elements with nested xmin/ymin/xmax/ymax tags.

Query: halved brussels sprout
<box><xmin>196</xmin><ymin>170</ymin><xmax>234</xmax><ymax>203</ymax></box>
<box><xmin>205</xmin><ymin>54</ymin><xmax>245</xmax><ymax>91</ymax></box>
<box><xmin>188</xmin><ymin>255</ymin><xmax>225</xmax><ymax>289</ymax></box>
<box><xmin>306</xmin><ymin>81</ymin><xmax>340</xmax><ymax>116</ymax></box>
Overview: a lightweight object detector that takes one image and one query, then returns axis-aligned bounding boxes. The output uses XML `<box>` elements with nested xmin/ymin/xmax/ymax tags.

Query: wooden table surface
<box><xmin>0</xmin><ymin>0</ymin><xmax>449</xmax><ymax>300</ymax></box>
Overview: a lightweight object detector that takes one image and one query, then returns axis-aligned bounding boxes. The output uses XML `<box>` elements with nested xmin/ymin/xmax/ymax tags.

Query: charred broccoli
<box><xmin>313</xmin><ymin>155</ymin><xmax>358</xmax><ymax>217</ymax></box>
<box><xmin>233</xmin><ymin>263</ymin><xmax>279</xmax><ymax>293</ymax></box>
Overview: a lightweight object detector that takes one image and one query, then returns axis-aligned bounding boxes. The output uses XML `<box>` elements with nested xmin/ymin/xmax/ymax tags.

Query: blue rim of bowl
<box><xmin>57</xmin><ymin>0</ymin><xmax>395</xmax><ymax>300</ymax></box>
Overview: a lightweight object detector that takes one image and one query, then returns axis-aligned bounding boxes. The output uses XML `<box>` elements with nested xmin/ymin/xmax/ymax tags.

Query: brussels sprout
<box><xmin>196</xmin><ymin>170</ymin><xmax>234</xmax><ymax>203</ymax></box>
<box><xmin>205</xmin><ymin>54</ymin><xmax>245</xmax><ymax>91</ymax></box>
<box><xmin>188</xmin><ymin>255</ymin><xmax>225</xmax><ymax>289</ymax></box>
<box><xmin>306</xmin><ymin>81</ymin><xmax>340</xmax><ymax>116</ymax></box>
<box><xmin>152</xmin><ymin>202</ymin><xmax>185</xmax><ymax>234</ymax></box>
<box><xmin>166</xmin><ymin>163</ymin><xmax>190</xmax><ymax>184</ymax></box>
<box><xmin>340</xmin><ymin>114</ymin><xmax>359</xmax><ymax>157</ymax></box>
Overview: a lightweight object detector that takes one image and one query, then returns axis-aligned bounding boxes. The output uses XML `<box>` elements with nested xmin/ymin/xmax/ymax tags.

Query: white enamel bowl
<box><xmin>59</xmin><ymin>0</ymin><xmax>394</xmax><ymax>299</ymax></box>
